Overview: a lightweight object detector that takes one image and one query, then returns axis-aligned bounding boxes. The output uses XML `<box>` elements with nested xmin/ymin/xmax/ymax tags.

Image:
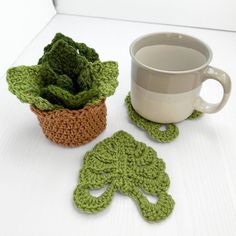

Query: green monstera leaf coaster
<box><xmin>125</xmin><ymin>93</ymin><xmax>203</xmax><ymax>143</ymax></box>
<box><xmin>73</xmin><ymin>131</ymin><xmax>174</xmax><ymax>222</ymax></box>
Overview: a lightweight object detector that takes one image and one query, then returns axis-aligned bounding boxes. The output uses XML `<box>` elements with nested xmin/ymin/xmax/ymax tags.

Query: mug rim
<box><xmin>129</xmin><ymin>32</ymin><xmax>213</xmax><ymax>74</ymax></box>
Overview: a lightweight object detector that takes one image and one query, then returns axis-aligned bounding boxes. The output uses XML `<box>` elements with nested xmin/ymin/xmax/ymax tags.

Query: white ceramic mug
<box><xmin>130</xmin><ymin>32</ymin><xmax>231</xmax><ymax>123</ymax></box>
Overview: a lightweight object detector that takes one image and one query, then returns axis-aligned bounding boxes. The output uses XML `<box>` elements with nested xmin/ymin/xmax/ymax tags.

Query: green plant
<box><xmin>7</xmin><ymin>33</ymin><xmax>119</xmax><ymax>110</ymax></box>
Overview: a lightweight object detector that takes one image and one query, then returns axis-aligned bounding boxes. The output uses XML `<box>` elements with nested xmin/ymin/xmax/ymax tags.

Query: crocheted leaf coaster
<box><xmin>125</xmin><ymin>93</ymin><xmax>203</xmax><ymax>143</ymax></box>
<box><xmin>73</xmin><ymin>131</ymin><xmax>175</xmax><ymax>222</ymax></box>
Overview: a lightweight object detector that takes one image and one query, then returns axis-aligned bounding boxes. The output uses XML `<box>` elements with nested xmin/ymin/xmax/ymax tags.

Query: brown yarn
<box><xmin>31</xmin><ymin>100</ymin><xmax>107</xmax><ymax>147</ymax></box>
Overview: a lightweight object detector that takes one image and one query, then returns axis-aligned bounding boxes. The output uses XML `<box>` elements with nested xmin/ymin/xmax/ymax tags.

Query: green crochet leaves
<box><xmin>41</xmin><ymin>85</ymin><xmax>98</xmax><ymax>110</ymax></box>
<box><xmin>39</xmin><ymin>38</ymin><xmax>86</xmax><ymax>80</ymax></box>
<box><xmin>7</xmin><ymin>33</ymin><xmax>119</xmax><ymax>111</ymax></box>
<box><xmin>125</xmin><ymin>93</ymin><xmax>203</xmax><ymax>143</ymax></box>
<box><xmin>73</xmin><ymin>131</ymin><xmax>175</xmax><ymax>222</ymax></box>
<box><xmin>7</xmin><ymin>65</ymin><xmax>62</xmax><ymax>111</ymax></box>
<box><xmin>38</xmin><ymin>33</ymin><xmax>99</xmax><ymax>64</ymax></box>
<box><xmin>86</xmin><ymin>61</ymin><xmax>119</xmax><ymax>104</ymax></box>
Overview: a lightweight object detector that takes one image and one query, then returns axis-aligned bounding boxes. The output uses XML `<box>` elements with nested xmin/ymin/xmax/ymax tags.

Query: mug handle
<box><xmin>194</xmin><ymin>66</ymin><xmax>231</xmax><ymax>113</ymax></box>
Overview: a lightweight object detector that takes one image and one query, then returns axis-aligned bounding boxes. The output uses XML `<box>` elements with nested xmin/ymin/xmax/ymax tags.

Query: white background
<box><xmin>56</xmin><ymin>0</ymin><xmax>236</xmax><ymax>31</ymax></box>
<box><xmin>0</xmin><ymin>1</ymin><xmax>236</xmax><ymax>236</ymax></box>
<box><xmin>1</xmin><ymin>0</ymin><xmax>236</xmax><ymax>76</ymax></box>
<box><xmin>0</xmin><ymin>0</ymin><xmax>55</xmax><ymax>77</ymax></box>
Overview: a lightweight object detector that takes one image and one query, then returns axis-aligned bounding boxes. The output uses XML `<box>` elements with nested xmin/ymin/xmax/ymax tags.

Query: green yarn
<box><xmin>41</xmin><ymin>85</ymin><xmax>98</xmax><ymax>110</ymax></box>
<box><xmin>7</xmin><ymin>65</ymin><xmax>62</xmax><ymax>111</ymax></box>
<box><xmin>6</xmin><ymin>33</ymin><xmax>119</xmax><ymax>111</ymax></box>
<box><xmin>38</xmin><ymin>33</ymin><xmax>99</xmax><ymax>64</ymax></box>
<box><xmin>39</xmin><ymin>39</ymin><xmax>86</xmax><ymax>80</ymax></box>
<box><xmin>73</xmin><ymin>130</ymin><xmax>175</xmax><ymax>222</ymax></box>
<box><xmin>87</xmin><ymin>61</ymin><xmax>119</xmax><ymax>104</ymax></box>
<box><xmin>125</xmin><ymin>93</ymin><xmax>203</xmax><ymax>143</ymax></box>
<box><xmin>187</xmin><ymin>110</ymin><xmax>203</xmax><ymax>120</ymax></box>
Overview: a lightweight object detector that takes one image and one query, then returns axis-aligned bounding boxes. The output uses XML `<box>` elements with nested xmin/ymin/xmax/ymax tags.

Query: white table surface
<box><xmin>0</xmin><ymin>14</ymin><xmax>236</xmax><ymax>236</ymax></box>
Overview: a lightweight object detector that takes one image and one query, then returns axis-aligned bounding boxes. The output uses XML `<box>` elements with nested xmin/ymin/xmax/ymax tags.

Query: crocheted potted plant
<box><xmin>7</xmin><ymin>33</ymin><xmax>119</xmax><ymax>147</ymax></box>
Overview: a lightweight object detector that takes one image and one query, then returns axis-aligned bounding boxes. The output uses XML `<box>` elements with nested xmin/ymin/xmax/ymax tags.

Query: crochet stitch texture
<box><xmin>6</xmin><ymin>33</ymin><xmax>119</xmax><ymax>111</ymax></box>
<box><xmin>73</xmin><ymin>131</ymin><xmax>174</xmax><ymax>222</ymax></box>
<box><xmin>125</xmin><ymin>93</ymin><xmax>203</xmax><ymax>142</ymax></box>
<box><xmin>31</xmin><ymin>100</ymin><xmax>106</xmax><ymax>147</ymax></box>
<box><xmin>6</xmin><ymin>33</ymin><xmax>119</xmax><ymax>146</ymax></box>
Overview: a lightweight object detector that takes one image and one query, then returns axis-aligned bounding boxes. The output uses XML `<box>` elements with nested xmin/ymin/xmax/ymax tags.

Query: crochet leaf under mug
<box><xmin>130</xmin><ymin>32</ymin><xmax>231</xmax><ymax>123</ymax></box>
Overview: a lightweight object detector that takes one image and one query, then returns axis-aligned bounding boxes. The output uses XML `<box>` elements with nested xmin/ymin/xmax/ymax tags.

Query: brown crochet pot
<box><xmin>31</xmin><ymin>100</ymin><xmax>107</xmax><ymax>147</ymax></box>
